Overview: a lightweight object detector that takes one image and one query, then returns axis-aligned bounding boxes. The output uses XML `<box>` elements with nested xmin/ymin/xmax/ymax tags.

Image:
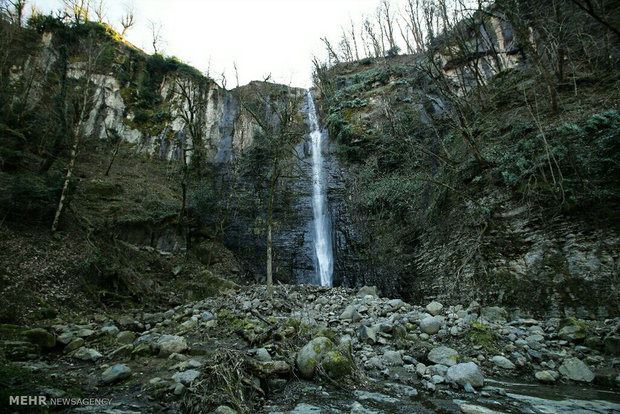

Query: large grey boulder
<box><xmin>420</xmin><ymin>316</ymin><xmax>441</xmax><ymax>334</ymax></box>
<box><xmin>155</xmin><ymin>335</ymin><xmax>188</xmax><ymax>357</ymax></box>
<box><xmin>481</xmin><ymin>307</ymin><xmax>507</xmax><ymax>323</ymax></box>
<box><xmin>491</xmin><ymin>355</ymin><xmax>516</xmax><ymax>370</ymax></box>
<box><xmin>427</xmin><ymin>346</ymin><xmax>459</xmax><ymax>366</ymax></box>
<box><xmin>426</xmin><ymin>301</ymin><xmax>443</xmax><ymax>316</ymax></box>
<box><xmin>535</xmin><ymin>370</ymin><xmax>559</xmax><ymax>383</ymax></box>
<box><xmin>101</xmin><ymin>364</ymin><xmax>132</xmax><ymax>384</ymax></box>
<box><xmin>296</xmin><ymin>337</ymin><xmax>334</xmax><ymax>379</ymax></box>
<box><xmin>382</xmin><ymin>350</ymin><xmax>403</xmax><ymax>366</ymax></box>
<box><xmin>446</xmin><ymin>362</ymin><xmax>484</xmax><ymax>388</ymax></box>
<box><xmin>558</xmin><ymin>358</ymin><xmax>595</xmax><ymax>382</ymax></box>
<box><xmin>558</xmin><ymin>325</ymin><xmax>586</xmax><ymax>342</ymax></box>
<box><xmin>340</xmin><ymin>305</ymin><xmax>362</xmax><ymax>322</ymax></box>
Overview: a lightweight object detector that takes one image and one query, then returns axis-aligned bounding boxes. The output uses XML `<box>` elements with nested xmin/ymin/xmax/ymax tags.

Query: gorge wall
<box><xmin>316</xmin><ymin>4</ymin><xmax>619</xmax><ymax>317</ymax></box>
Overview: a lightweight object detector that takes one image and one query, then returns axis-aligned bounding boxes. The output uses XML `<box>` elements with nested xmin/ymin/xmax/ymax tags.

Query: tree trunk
<box><xmin>266</xmin><ymin>173</ymin><xmax>276</xmax><ymax>300</ymax></box>
<box><xmin>51</xmin><ymin>130</ymin><xmax>79</xmax><ymax>232</ymax></box>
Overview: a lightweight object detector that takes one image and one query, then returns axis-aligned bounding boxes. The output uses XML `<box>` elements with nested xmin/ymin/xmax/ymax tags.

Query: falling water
<box><xmin>307</xmin><ymin>90</ymin><xmax>333</xmax><ymax>287</ymax></box>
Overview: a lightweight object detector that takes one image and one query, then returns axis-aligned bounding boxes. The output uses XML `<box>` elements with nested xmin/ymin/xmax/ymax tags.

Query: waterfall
<box><xmin>306</xmin><ymin>90</ymin><xmax>333</xmax><ymax>287</ymax></box>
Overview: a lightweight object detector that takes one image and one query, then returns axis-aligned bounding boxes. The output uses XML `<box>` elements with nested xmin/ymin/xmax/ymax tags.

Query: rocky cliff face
<box><xmin>316</xmin><ymin>6</ymin><xmax>619</xmax><ymax>316</ymax></box>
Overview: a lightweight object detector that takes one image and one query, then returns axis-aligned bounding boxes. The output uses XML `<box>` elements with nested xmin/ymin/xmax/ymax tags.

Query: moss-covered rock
<box><xmin>296</xmin><ymin>336</ymin><xmax>334</xmax><ymax>379</ymax></box>
<box><xmin>22</xmin><ymin>328</ymin><xmax>55</xmax><ymax>348</ymax></box>
<box><xmin>320</xmin><ymin>350</ymin><xmax>354</xmax><ymax>379</ymax></box>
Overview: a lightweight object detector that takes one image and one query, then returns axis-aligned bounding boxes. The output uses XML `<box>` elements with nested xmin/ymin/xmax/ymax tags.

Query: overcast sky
<box><xmin>30</xmin><ymin>0</ymin><xmax>389</xmax><ymax>88</ymax></box>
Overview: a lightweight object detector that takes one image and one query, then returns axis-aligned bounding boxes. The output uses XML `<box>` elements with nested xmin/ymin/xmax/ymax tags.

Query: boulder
<box><xmin>357</xmin><ymin>286</ymin><xmax>378</xmax><ymax>297</ymax></box>
<box><xmin>22</xmin><ymin>328</ymin><xmax>55</xmax><ymax>348</ymax></box>
<box><xmin>156</xmin><ymin>335</ymin><xmax>188</xmax><ymax>357</ymax></box>
<box><xmin>72</xmin><ymin>347</ymin><xmax>102</xmax><ymax>361</ymax></box>
<box><xmin>446</xmin><ymin>362</ymin><xmax>484</xmax><ymax>388</ymax></box>
<box><xmin>558</xmin><ymin>358</ymin><xmax>595</xmax><ymax>382</ymax></box>
<box><xmin>481</xmin><ymin>307</ymin><xmax>507</xmax><ymax>323</ymax></box>
<box><xmin>382</xmin><ymin>350</ymin><xmax>403</xmax><ymax>366</ymax></box>
<box><xmin>558</xmin><ymin>325</ymin><xmax>586</xmax><ymax>342</ymax></box>
<box><xmin>296</xmin><ymin>337</ymin><xmax>334</xmax><ymax>379</ymax></box>
<box><xmin>116</xmin><ymin>331</ymin><xmax>136</xmax><ymax>344</ymax></box>
<box><xmin>340</xmin><ymin>305</ymin><xmax>362</xmax><ymax>322</ymax></box>
<box><xmin>172</xmin><ymin>369</ymin><xmax>201</xmax><ymax>385</ymax></box>
<box><xmin>101</xmin><ymin>364</ymin><xmax>132</xmax><ymax>384</ymax></box>
<box><xmin>491</xmin><ymin>355</ymin><xmax>516</xmax><ymax>370</ymax></box>
<box><xmin>359</xmin><ymin>325</ymin><xmax>377</xmax><ymax>344</ymax></box>
<box><xmin>427</xmin><ymin>346</ymin><xmax>459</xmax><ymax>367</ymax></box>
<box><xmin>320</xmin><ymin>350</ymin><xmax>353</xmax><ymax>379</ymax></box>
<box><xmin>420</xmin><ymin>317</ymin><xmax>441</xmax><ymax>335</ymax></box>
<box><xmin>535</xmin><ymin>370</ymin><xmax>559</xmax><ymax>383</ymax></box>
<box><xmin>426</xmin><ymin>301</ymin><xmax>443</xmax><ymax>316</ymax></box>
<box><xmin>64</xmin><ymin>338</ymin><xmax>84</xmax><ymax>353</ymax></box>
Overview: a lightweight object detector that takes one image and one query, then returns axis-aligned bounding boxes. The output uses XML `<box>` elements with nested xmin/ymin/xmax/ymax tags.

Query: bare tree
<box><xmin>51</xmin><ymin>36</ymin><xmax>106</xmax><ymax>232</ymax></box>
<box><xmin>94</xmin><ymin>0</ymin><xmax>104</xmax><ymax>23</ymax></box>
<box><xmin>120</xmin><ymin>3</ymin><xmax>134</xmax><ymax>39</ymax></box>
<box><xmin>63</xmin><ymin>0</ymin><xmax>90</xmax><ymax>24</ymax></box>
<box><xmin>148</xmin><ymin>18</ymin><xmax>163</xmax><ymax>54</ymax></box>
<box><xmin>235</xmin><ymin>84</ymin><xmax>304</xmax><ymax>299</ymax></box>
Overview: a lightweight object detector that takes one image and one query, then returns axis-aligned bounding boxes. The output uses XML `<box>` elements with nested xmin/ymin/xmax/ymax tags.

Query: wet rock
<box><xmin>559</xmin><ymin>357</ymin><xmax>595</xmax><ymax>382</ymax></box>
<box><xmin>427</xmin><ymin>346</ymin><xmax>459</xmax><ymax>367</ymax></box>
<box><xmin>420</xmin><ymin>316</ymin><xmax>441</xmax><ymax>334</ymax></box>
<box><xmin>108</xmin><ymin>344</ymin><xmax>133</xmax><ymax>359</ymax></box>
<box><xmin>156</xmin><ymin>335</ymin><xmax>188</xmax><ymax>357</ymax></box>
<box><xmin>384</xmin><ymin>382</ymin><xmax>418</xmax><ymax>397</ymax></box>
<box><xmin>492</xmin><ymin>355</ymin><xmax>516</xmax><ymax>370</ymax></box>
<box><xmin>459</xmin><ymin>403</ymin><xmax>502</xmax><ymax>414</ymax></box>
<box><xmin>340</xmin><ymin>305</ymin><xmax>362</xmax><ymax>322</ymax></box>
<box><xmin>290</xmin><ymin>403</ymin><xmax>322</xmax><ymax>413</ymax></box>
<box><xmin>426</xmin><ymin>301</ymin><xmax>443</xmax><ymax>316</ymax></box>
<box><xmin>535</xmin><ymin>370</ymin><xmax>559</xmax><ymax>383</ymax></box>
<box><xmin>350</xmin><ymin>401</ymin><xmax>379</xmax><ymax>414</ymax></box>
<box><xmin>172</xmin><ymin>369</ymin><xmax>201</xmax><ymax>385</ymax></box>
<box><xmin>353</xmin><ymin>390</ymin><xmax>400</xmax><ymax>404</ymax></box>
<box><xmin>214</xmin><ymin>406</ymin><xmax>238</xmax><ymax>414</ymax></box>
<box><xmin>76</xmin><ymin>328</ymin><xmax>95</xmax><ymax>338</ymax></box>
<box><xmin>296</xmin><ymin>336</ymin><xmax>334</xmax><ymax>379</ymax></box>
<box><xmin>321</xmin><ymin>350</ymin><xmax>353</xmax><ymax>379</ymax></box>
<box><xmin>116</xmin><ymin>331</ymin><xmax>136</xmax><ymax>344</ymax></box>
<box><xmin>446</xmin><ymin>362</ymin><xmax>484</xmax><ymax>388</ymax></box>
<box><xmin>359</xmin><ymin>325</ymin><xmax>377</xmax><ymax>344</ymax></box>
<box><xmin>387</xmin><ymin>299</ymin><xmax>405</xmax><ymax>311</ymax></box>
<box><xmin>64</xmin><ymin>338</ymin><xmax>84</xmax><ymax>353</ymax></box>
<box><xmin>558</xmin><ymin>325</ymin><xmax>586</xmax><ymax>342</ymax></box>
<box><xmin>57</xmin><ymin>332</ymin><xmax>75</xmax><ymax>345</ymax></box>
<box><xmin>481</xmin><ymin>307</ymin><xmax>507</xmax><ymax>323</ymax></box>
<box><xmin>72</xmin><ymin>347</ymin><xmax>102</xmax><ymax>361</ymax></box>
<box><xmin>357</xmin><ymin>286</ymin><xmax>378</xmax><ymax>297</ymax></box>
<box><xmin>382</xmin><ymin>350</ymin><xmax>403</xmax><ymax>366</ymax></box>
<box><xmin>101</xmin><ymin>364</ymin><xmax>132</xmax><ymax>384</ymax></box>
<box><xmin>22</xmin><ymin>328</ymin><xmax>55</xmax><ymax>348</ymax></box>
<box><xmin>253</xmin><ymin>347</ymin><xmax>272</xmax><ymax>362</ymax></box>
<box><xmin>101</xmin><ymin>325</ymin><xmax>119</xmax><ymax>336</ymax></box>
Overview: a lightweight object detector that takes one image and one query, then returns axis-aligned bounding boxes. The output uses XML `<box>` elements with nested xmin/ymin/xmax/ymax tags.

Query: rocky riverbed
<box><xmin>1</xmin><ymin>284</ymin><xmax>619</xmax><ymax>413</ymax></box>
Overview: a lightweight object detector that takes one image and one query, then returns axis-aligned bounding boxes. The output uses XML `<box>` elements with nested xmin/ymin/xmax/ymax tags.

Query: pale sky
<box><xmin>30</xmin><ymin>0</ymin><xmax>387</xmax><ymax>88</ymax></box>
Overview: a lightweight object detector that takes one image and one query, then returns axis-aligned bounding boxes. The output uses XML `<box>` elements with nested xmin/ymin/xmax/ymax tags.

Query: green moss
<box><xmin>320</xmin><ymin>350</ymin><xmax>354</xmax><ymax>379</ymax></box>
<box><xmin>464</xmin><ymin>322</ymin><xmax>500</xmax><ymax>354</ymax></box>
<box><xmin>313</xmin><ymin>328</ymin><xmax>336</xmax><ymax>342</ymax></box>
